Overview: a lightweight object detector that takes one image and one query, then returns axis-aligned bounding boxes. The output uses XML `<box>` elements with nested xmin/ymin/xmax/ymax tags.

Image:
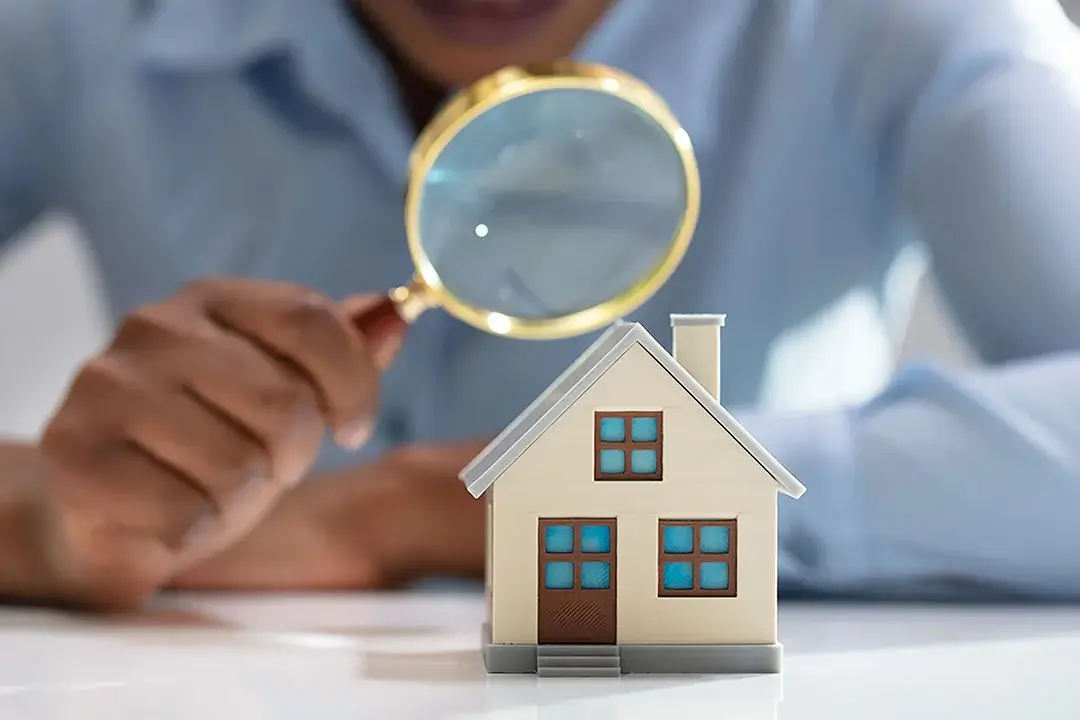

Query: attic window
<box><xmin>594</xmin><ymin>411</ymin><xmax>663</xmax><ymax>480</ymax></box>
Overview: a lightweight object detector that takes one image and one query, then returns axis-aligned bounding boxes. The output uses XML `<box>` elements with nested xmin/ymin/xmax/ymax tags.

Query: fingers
<box><xmin>41</xmin><ymin>424</ymin><xmax>208</xmax><ymax>552</ymax></box>
<box><xmin>43</xmin><ymin>356</ymin><xmax>270</xmax><ymax>526</ymax></box>
<box><xmin>37</xmin><ymin>277</ymin><xmax>388</xmax><ymax>607</ymax></box>
<box><xmin>110</xmin><ymin>304</ymin><xmax>323</xmax><ymax>485</ymax></box>
<box><xmin>184</xmin><ymin>279</ymin><xmax>379</xmax><ymax>447</ymax></box>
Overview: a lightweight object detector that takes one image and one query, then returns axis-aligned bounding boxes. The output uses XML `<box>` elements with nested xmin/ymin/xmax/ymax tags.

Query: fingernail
<box><xmin>373</xmin><ymin>335</ymin><xmax>403</xmax><ymax>372</ymax></box>
<box><xmin>181</xmin><ymin>513</ymin><xmax>216</xmax><ymax>548</ymax></box>
<box><xmin>335</xmin><ymin>420</ymin><xmax>371</xmax><ymax>449</ymax></box>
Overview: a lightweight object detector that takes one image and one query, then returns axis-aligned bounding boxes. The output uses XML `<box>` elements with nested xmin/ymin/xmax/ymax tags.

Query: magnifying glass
<box><xmin>353</xmin><ymin>61</ymin><xmax>700</xmax><ymax>360</ymax></box>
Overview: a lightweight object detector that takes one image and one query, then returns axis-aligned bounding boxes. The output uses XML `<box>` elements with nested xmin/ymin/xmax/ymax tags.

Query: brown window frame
<box><xmin>657</xmin><ymin>519</ymin><xmax>737</xmax><ymax>598</ymax></box>
<box><xmin>593</xmin><ymin>411</ymin><xmax>663</xmax><ymax>481</ymax></box>
<box><xmin>537</xmin><ymin>518</ymin><xmax>617</xmax><ymax>592</ymax></box>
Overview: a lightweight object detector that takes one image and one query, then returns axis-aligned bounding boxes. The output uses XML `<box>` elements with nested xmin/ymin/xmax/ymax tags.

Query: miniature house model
<box><xmin>459</xmin><ymin>315</ymin><xmax>806</xmax><ymax>677</ymax></box>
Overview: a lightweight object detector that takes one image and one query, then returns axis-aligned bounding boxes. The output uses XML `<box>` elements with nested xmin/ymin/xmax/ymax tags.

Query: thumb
<box><xmin>342</xmin><ymin>293</ymin><xmax>407</xmax><ymax>370</ymax></box>
<box><xmin>341</xmin><ymin>293</ymin><xmax>385</xmax><ymax>315</ymax></box>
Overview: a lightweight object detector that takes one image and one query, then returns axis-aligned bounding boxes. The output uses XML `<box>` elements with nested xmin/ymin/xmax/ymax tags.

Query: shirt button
<box><xmin>380</xmin><ymin>407</ymin><xmax>414</xmax><ymax>445</ymax></box>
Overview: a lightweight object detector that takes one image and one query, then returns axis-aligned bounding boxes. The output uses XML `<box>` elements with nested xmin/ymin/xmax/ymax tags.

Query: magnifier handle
<box><xmin>350</xmin><ymin>295</ymin><xmax>408</xmax><ymax>370</ymax></box>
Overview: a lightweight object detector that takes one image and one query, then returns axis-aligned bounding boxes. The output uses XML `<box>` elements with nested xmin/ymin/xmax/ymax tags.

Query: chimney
<box><xmin>670</xmin><ymin>314</ymin><xmax>725</xmax><ymax>402</ymax></box>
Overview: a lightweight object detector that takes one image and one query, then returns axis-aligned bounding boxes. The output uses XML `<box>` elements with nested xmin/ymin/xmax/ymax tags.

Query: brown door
<box><xmin>537</xmin><ymin>518</ymin><xmax>616</xmax><ymax>644</ymax></box>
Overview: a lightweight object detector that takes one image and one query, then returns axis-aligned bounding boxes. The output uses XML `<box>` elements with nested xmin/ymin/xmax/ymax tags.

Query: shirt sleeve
<box><xmin>0</xmin><ymin>0</ymin><xmax>63</xmax><ymax>243</ymax></box>
<box><xmin>756</xmin><ymin>0</ymin><xmax>1080</xmax><ymax>600</ymax></box>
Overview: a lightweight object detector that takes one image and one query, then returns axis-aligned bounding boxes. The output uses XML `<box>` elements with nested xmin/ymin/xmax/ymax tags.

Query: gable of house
<box><xmin>487</xmin><ymin>340</ymin><xmax>789</xmax><ymax>507</ymax></box>
<box><xmin>460</xmin><ymin>322</ymin><xmax>805</xmax><ymax>500</ymax></box>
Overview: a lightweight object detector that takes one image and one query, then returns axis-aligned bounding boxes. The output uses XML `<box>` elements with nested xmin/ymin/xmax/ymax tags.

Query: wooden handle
<box><xmin>350</xmin><ymin>295</ymin><xmax>408</xmax><ymax>370</ymax></box>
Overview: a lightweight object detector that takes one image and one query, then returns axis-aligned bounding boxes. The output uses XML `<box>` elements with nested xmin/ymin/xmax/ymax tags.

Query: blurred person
<box><xmin>0</xmin><ymin>0</ymin><xmax>1078</xmax><ymax>610</ymax></box>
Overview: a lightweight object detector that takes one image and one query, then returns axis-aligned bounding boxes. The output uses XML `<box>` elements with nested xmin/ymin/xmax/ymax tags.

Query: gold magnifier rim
<box><xmin>403</xmin><ymin>61</ymin><xmax>701</xmax><ymax>340</ymax></box>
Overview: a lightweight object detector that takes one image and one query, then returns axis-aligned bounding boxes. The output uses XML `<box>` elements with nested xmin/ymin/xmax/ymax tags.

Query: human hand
<box><xmin>328</xmin><ymin>440</ymin><xmax>489</xmax><ymax>587</ymax></box>
<box><xmin>34</xmin><ymin>278</ymin><xmax>386</xmax><ymax>609</ymax></box>
<box><xmin>170</xmin><ymin>439</ymin><xmax>490</xmax><ymax>592</ymax></box>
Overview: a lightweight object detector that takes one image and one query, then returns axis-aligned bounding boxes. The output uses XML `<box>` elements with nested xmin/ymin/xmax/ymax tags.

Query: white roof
<box><xmin>459</xmin><ymin>321</ymin><xmax>806</xmax><ymax>499</ymax></box>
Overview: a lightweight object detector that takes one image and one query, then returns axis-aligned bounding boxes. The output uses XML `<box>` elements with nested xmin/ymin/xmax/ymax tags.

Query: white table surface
<box><xmin>1</xmin><ymin>591</ymin><xmax>1079</xmax><ymax>719</ymax></box>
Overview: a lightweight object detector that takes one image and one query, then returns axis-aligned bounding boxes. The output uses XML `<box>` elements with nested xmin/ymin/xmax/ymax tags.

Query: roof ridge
<box><xmin>459</xmin><ymin>321</ymin><xmax>805</xmax><ymax>500</ymax></box>
<box><xmin>457</xmin><ymin>322</ymin><xmax>638</xmax><ymax>490</ymax></box>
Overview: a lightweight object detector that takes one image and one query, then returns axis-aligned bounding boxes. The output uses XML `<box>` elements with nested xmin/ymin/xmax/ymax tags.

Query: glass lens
<box><xmin>415</xmin><ymin>87</ymin><xmax>689</xmax><ymax>321</ymax></box>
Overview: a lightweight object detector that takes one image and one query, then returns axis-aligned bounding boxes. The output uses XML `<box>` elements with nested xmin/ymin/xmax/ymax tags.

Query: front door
<box><xmin>537</xmin><ymin>518</ymin><xmax>616</xmax><ymax>644</ymax></box>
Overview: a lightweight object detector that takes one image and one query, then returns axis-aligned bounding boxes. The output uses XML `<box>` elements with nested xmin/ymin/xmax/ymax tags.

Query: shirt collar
<box><xmin>134</xmin><ymin>0</ymin><xmax>722</xmax><ymax>178</ymax></box>
<box><xmin>137</xmin><ymin>0</ymin><xmax>417</xmax><ymax>182</ymax></box>
<box><xmin>135</xmin><ymin>0</ymin><xmax>299</xmax><ymax>69</ymax></box>
<box><xmin>134</xmin><ymin>0</ymin><xmax>640</xmax><ymax>66</ymax></box>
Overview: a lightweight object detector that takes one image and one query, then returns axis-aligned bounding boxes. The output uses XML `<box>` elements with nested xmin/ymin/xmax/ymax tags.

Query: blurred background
<box><xmin>0</xmin><ymin>0</ymin><xmax>1076</xmax><ymax>440</ymax></box>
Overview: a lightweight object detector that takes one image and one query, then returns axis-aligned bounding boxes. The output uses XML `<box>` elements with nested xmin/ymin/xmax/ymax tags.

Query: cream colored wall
<box><xmin>490</xmin><ymin>343</ymin><xmax>778</xmax><ymax>646</ymax></box>
<box><xmin>484</xmin><ymin>492</ymin><xmax>493</xmax><ymax>627</ymax></box>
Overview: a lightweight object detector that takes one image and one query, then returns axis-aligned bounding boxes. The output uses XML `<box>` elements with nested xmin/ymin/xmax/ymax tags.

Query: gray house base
<box><xmin>482</xmin><ymin>623</ymin><xmax>782</xmax><ymax>677</ymax></box>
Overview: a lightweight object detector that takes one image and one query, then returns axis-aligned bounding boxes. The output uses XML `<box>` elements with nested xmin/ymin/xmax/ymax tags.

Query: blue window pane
<box><xmin>544</xmin><ymin>525</ymin><xmax>573</xmax><ymax>553</ymax></box>
<box><xmin>663</xmin><ymin>525</ymin><xmax>694</xmax><ymax>553</ymax></box>
<box><xmin>598</xmin><ymin>417</ymin><xmax>626</xmax><ymax>442</ymax></box>
<box><xmin>631</xmin><ymin>417</ymin><xmax>658</xmax><ymax>442</ymax></box>
<box><xmin>580</xmin><ymin>525</ymin><xmax>611</xmax><ymax>553</ymax></box>
<box><xmin>700</xmin><ymin>562</ymin><xmax>730</xmax><ymax>590</ymax></box>
<box><xmin>544</xmin><ymin>562</ymin><xmax>574</xmax><ymax>589</ymax></box>
<box><xmin>599</xmin><ymin>449</ymin><xmax>625</xmax><ymax>474</ymax></box>
<box><xmin>581</xmin><ymin>562</ymin><xmax>611</xmax><ymax>589</ymax></box>
<box><xmin>663</xmin><ymin>562</ymin><xmax>694</xmax><ymax>591</ymax></box>
<box><xmin>700</xmin><ymin>526</ymin><xmax>731</xmax><ymax>553</ymax></box>
<box><xmin>630</xmin><ymin>449</ymin><xmax>657</xmax><ymax>474</ymax></box>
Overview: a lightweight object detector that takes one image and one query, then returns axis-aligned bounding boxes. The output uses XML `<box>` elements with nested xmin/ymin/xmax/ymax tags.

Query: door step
<box><xmin>537</xmin><ymin>645</ymin><xmax>621</xmax><ymax>677</ymax></box>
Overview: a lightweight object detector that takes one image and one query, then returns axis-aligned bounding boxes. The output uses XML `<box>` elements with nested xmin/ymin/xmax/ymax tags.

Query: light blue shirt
<box><xmin>2</xmin><ymin>0</ymin><xmax>1079</xmax><ymax>599</ymax></box>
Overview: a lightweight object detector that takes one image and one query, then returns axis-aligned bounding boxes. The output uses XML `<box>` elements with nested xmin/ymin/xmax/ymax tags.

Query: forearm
<box><xmin>0</xmin><ymin>445</ymin><xmax>369</xmax><ymax>597</ymax></box>
<box><xmin>783</xmin><ymin>0</ymin><xmax>1080</xmax><ymax>599</ymax></box>
<box><xmin>169</xmin><ymin>472</ymin><xmax>370</xmax><ymax>591</ymax></box>
<box><xmin>172</xmin><ymin>439</ymin><xmax>490</xmax><ymax>590</ymax></box>
<box><xmin>0</xmin><ymin>442</ymin><xmax>59</xmax><ymax>603</ymax></box>
<box><xmin>744</xmin><ymin>352</ymin><xmax>1080</xmax><ymax>600</ymax></box>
